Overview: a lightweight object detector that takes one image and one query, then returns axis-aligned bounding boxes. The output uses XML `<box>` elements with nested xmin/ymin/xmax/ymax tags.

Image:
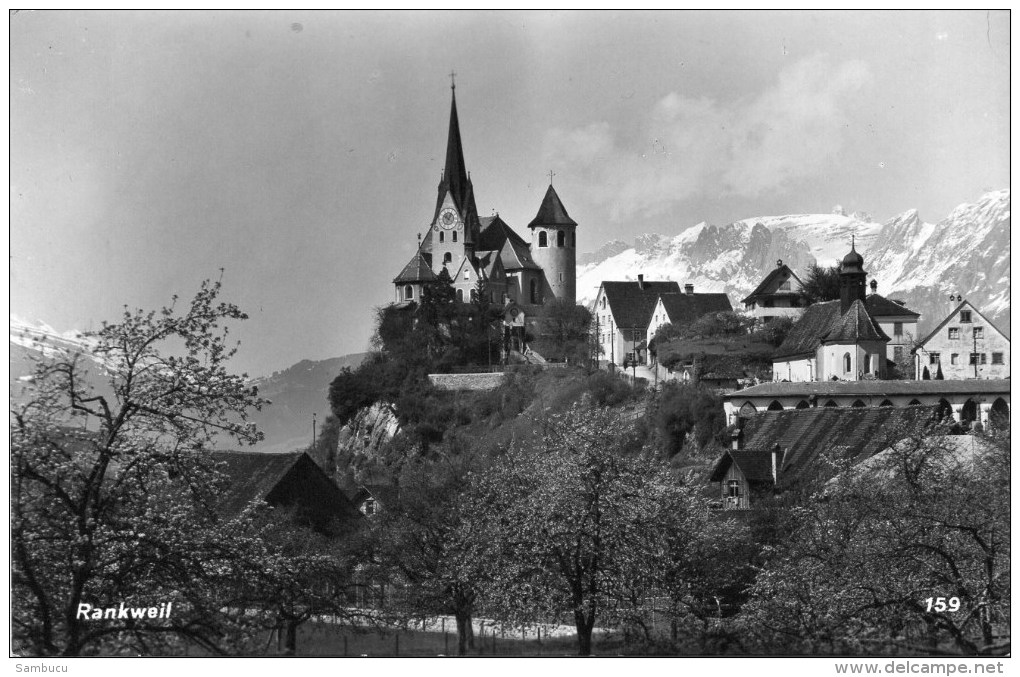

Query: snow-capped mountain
<box><xmin>578</xmin><ymin>190</ymin><xmax>1010</xmax><ymax>337</ymax></box>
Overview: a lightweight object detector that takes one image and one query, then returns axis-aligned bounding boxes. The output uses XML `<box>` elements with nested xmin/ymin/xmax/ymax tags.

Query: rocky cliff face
<box><xmin>335</xmin><ymin>401</ymin><xmax>401</xmax><ymax>463</ymax></box>
<box><xmin>577</xmin><ymin>190</ymin><xmax>1010</xmax><ymax>337</ymax></box>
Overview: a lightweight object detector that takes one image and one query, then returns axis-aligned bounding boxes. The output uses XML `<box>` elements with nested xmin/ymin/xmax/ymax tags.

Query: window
<box><xmin>992</xmin><ymin>352</ymin><xmax>1004</xmax><ymax>365</ymax></box>
<box><xmin>443</xmin><ymin>252</ymin><xmax>452</xmax><ymax>264</ymax></box>
<box><xmin>470</xmin><ymin>289</ymin><xmax>478</xmax><ymax>302</ymax></box>
<box><xmin>404</xmin><ymin>285</ymin><xmax>413</xmax><ymax>300</ymax></box>
<box><xmin>929</xmin><ymin>352</ymin><xmax>940</xmax><ymax>365</ymax></box>
<box><xmin>530</xmin><ymin>279</ymin><xmax>538</xmax><ymax>304</ymax></box>
<box><xmin>974</xmin><ymin>327</ymin><xmax>984</xmax><ymax>339</ymax></box>
<box><xmin>951</xmin><ymin>353</ymin><xmax>958</xmax><ymax>365</ymax></box>
<box><xmin>452</xmin><ymin>231</ymin><xmax>458</xmax><ymax>242</ymax></box>
<box><xmin>893</xmin><ymin>346</ymin><xmax>903</xmax><ymax>361</ymax></box>
<box><xmin>362</xmin><ymin>498</ymin><xmax>376</xmax><ymax>516</ymax></box>
<box><xmin>893</xmin><ymin>322</ymin><xmax>903</xmax><ymax>336</ymax></box>
<box><xmin>981</xmin><ymin>353</ymin><xmax>987</xmax><ymax>364</ymax></box>
<box><xmin>727</xmin><ymin>480</ymin><xmax>741</xmax><ymax>498</ymax></box>
<box><xmin>864</xmin><ymin>354</ymin><xmax>872</xmax><ymax>373</ymax></box>
<box><xmin>960</xmin><ymin>310</ymin><xmax>972</xmax><ymax>323</ymax></box>
<box><xmin>456</xmin><ymin>289</ymin><xmax>464</xmax><ymax>302</ymax></box>
<box><xmin>969</xmin><ymin>353</ymin><xmax>981</xmax><ymax>365</ymax></box>
<box><xmin>439</xmin><ymin>232</ymin><xmax>445</xmax><ymax>243</ymax></box>
<box><xmin>948</xmin><ymin>328</ymin><xmax>959</xmax><ymax>340</ymax></box>
<box><xmin>600</xmin><ymin>297</ymin><xmax>606</xmax><ymax>309</ymax></box>
<box><xmin>778</xmin><ymin>281</ymin><xmax>791</xmax><ymax>291</ymax></box>
<box><xmin>843</xmin><ymin>352</ymin><xmax>852</xmax><ymax>373</ymax></box>
<box><xmin>557</xmin><ymin>230</ymin><xmax>565</xmax><ymax>247</ymax></box>
<box><xmin>538</xmin><ymin>231</ymin><xmax>548</xmax><ymax>247</ymax></box>
<box><xmin>571</xmin><ymin>232</ymin><xmax>576</xmax><ymax>247</ymax></box>
<box><xmin>558</xmin><ymin>272</ymin><xmax>564</xmax><ymax>282</ymax></box>
<box><xmin>464</xmin><ymin>270</ymin><xmax>469</xmax><ymax>280</ymax></box>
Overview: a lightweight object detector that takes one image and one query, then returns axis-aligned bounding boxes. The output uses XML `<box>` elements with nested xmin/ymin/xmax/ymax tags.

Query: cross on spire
<box><xmin>449</xmin><ymin>69</ymin><xmax>456</xmax><ymax>90</ymax></box>
<box><xmin>548</xmin><ymin>170</ymin><xmax>556</xmax><ymax>185</ymax></box>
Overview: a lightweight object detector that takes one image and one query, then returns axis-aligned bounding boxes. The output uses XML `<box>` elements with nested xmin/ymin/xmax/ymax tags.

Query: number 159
<box><xmin>924</xmin><ymin>597</ymin><xmax>960</xmax><ymax>612</ymax></box>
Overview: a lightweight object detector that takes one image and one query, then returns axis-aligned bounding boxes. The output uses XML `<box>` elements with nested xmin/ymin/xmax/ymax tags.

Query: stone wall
<box><xmin>428</xmin><ymin>372</ymin><xmax>505</xmax><ymax>391</ymax></box>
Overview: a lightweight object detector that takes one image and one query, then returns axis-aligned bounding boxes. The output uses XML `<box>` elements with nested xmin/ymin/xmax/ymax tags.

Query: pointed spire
<box><xmin>528</xmin><ymin>184</ymin><xmax>578</xmax><ymax>228</ymax></box>
<box><xmin>443</xmin><ymin>86</ymin><xmax>470</xmax><ymax>208</ymax></box>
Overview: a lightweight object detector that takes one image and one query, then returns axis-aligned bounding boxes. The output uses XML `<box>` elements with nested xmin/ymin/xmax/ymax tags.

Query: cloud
<box><xmin>542</xmin><ymin>54</ymin><xmax>871</xmax><ymax>222</ymax></box>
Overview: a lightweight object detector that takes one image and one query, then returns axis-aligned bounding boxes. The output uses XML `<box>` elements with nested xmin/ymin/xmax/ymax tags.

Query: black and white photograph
<box><xmin>9</xmin><ymin>9</ymin><xmax>1011</xmax><ymax>670</ymax></box>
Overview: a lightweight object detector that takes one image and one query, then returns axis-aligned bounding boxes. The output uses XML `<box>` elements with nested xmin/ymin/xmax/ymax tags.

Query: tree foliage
<box><xmin>801</xmin><ymin>263</ymin><xmax>842</xmax><ymax>305</ymax></box>
<box><xmin>739</xmin><ymin>430</ymin><xmax>1010</xmax><ymax>656</ymax></box>
<box><xmin>460</xmin><ymin>405</ymin><xmax>717</xmax><ymax>655</ymax></box>
<box><xmin>11</xmin><ymin>278</ymin><xmax>277</xmax><ymax>655</ymax></box>
<box><xmin>532</xmin><ymin>299</ymin><xmax>592</xmax><ymax>365</ymax></box>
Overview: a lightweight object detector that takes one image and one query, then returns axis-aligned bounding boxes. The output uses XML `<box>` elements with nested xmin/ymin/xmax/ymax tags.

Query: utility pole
<box><xmin>973</xmin><ymin>325</ymin><xmax>979</xmax><ymax>379</ymax></box>
<box><xmin>312</xmin><ymin>412</ymin><xmax>317</xmax><ymax>449</ymax></box>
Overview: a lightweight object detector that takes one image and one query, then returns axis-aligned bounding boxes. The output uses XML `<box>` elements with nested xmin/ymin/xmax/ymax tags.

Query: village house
<box><xmin>912</xmin><ymin>299</ymin><xmax>1010</xmax><ymax>380</ymax></box>
<box><xmin>771</xmin><ymin>243</ymin><xmax>922</xmax><ymax>382</ymax></box>
<box><xmin>865</xmin><ymin>280</ymin><xmax>921</xmax><ymax>368</ymax></box>
<box><xmin>592</xmin><ymin>277</ymin><xmax>731</xmax><ymax>368</ymax></box>
<box><xmin>741</xmin><ymin>259</ymin><xmax>805</xmax><ymax>324</ymax></box>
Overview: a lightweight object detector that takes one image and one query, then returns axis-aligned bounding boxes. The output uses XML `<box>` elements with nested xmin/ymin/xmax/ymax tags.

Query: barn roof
<box><xmin>600</xmin><ymin>280</ymin><xmax>682</xmax><ymax>329</ymax></box>
<box><xmin>210</xmin><ymin>451</ymin><xmax>360</xmax><ymax>527</ymax></box>
<box><xmin>737</xmin><ymin>406</ymin><xmax>939</xmax><ymax>489</ymax></box>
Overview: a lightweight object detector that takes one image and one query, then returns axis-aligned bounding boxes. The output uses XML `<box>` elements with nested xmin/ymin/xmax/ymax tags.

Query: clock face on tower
<box><xmin>439</xmin><ymin>208</ymin><xmax>458</xmax><ymax>230</ymax></box>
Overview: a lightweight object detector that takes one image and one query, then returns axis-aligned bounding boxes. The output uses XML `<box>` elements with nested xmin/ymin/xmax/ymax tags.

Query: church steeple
<box><xmin>433</xmin><ymin>79</ymin><xmax>479</xmax><ymax>244</ymax></box>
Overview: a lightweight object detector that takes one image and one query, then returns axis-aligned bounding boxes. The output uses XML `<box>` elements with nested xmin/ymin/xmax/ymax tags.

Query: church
<box><xmin>392</xmin><ymin>81</ymin><xmax>578</xmax><ymax>310</ymax></box>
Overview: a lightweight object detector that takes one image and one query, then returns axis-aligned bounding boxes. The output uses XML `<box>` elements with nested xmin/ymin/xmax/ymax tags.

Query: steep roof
<box><xmin>738</xmin><ymin>405</ymin><xmax>938</xmax><ymax>489</ymax></box>
<box><xmin>742</xmin><ymin>263</ymin><xmax>804</xmax><ymax>304</ymax></box>
<box><xmin>210</xmin><ymin>451</ymin><xmax>360</xmax><ymax>529</ymax></box>
<box><xmin>658</xmin><ymin>292</ymin><xmax>733</xmax><ymax>325</ymax></box>
<box><xmin>478</xmin><ymin>215</ymin><xmax>542</xmax><ymax>271</ymax></box>
<box><xmin>527</xmin><ymin>184</ymin><xmax>578</xmax><ymax>228</ymax></box>
<box><xmin>772</xmin><ymin>301</ymin><xmax>841</xmax><ymax>359</ymax></box>
<box><xmin>709</xmin><ymin>448</ymin><xmax>776</xmax><ymax>483</ymax></box>
<box><xmin>600</xmin><ymin>281</ymin><xmax>682</xmax><ymax>329</ymax></box>
<box><xmin>914</xmin><ymin>300</ymin><xmax>1010</xmax><ymax>349</ymax></box>
<box><xmin>727</xmin><ymin>378</ymin><xmax>1012</xmax><ymax>399</ymax></box>
<box><xmin>821</xmin><ymin>299</ymin><xmax>890</xmax><ymax>343</ymax></box>
<box><xmin>432</xmin><ymin>88</ymin><xmax>481</xmax><ymax>238</ymax></box>
<box><xmin>865</xmin><ymin>293</ymin><xmax>920</xmax><ymax>318</ymax></box>
<box><xmin>393</xmin><ymin>252</ymin><xmax>437</xmax><ymax>284</ymax></box>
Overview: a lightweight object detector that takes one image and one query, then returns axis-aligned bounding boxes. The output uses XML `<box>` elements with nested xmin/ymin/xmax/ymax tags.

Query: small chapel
<box><xmin>392</xmin><ymin>79</ymin><xmax>578</xmax><ymax>312</ymax></box>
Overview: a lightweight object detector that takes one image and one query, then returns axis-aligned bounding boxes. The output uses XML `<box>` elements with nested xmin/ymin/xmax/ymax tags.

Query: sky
<box><xmin>10</xmin><ymin>10</ymin><xmax>1010</xmax><ymax>376</ymax></box>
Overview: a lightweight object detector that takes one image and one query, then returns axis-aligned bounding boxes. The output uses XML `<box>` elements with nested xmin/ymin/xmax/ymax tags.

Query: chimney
<box><xmin>684</xmin><ymin>283</ymin><xmax>694</xmax><ymax>295</ymax></box>
<box><xmin>637</xmin><ymin>274</ymin><xmax>645</xmax><ymax>290</ymax></box>
<box><xmin>731</xmin><ymin>428</ymin><xmax>742</xmax><ymax>450</ymax></box>
<box><xmin>771</xmin><ymin>443</ymin><xmax>783</xmax><ymax>483</ymax></box>
<box><xmin>869</xmin><ymin>279</ymin><xmax>878</xmax><ymax>295</ymax></box>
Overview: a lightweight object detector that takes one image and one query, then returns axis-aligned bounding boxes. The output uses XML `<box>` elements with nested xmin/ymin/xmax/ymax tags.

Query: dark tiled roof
<box><xmin>393</xmin><ymin>252</ymin><xmax>437</xmax><ymax>284</ymax></box>
<box><xmin>865</xmin><ymin>293</ymin><xmax>920</xmax><ymax>318</ymax></box>
<box><xmin>601</xmin><ymin>281</ymin><xmax>682</xmax><ymax>329</ymax></box>
<box><xmin>727</xmin><ymin>378</ymin><xmax>1011</xmax><ymax>399</ymax></box>
<box><xmin>821</xmin><ymin>299</ymin><xmax>890</xmax><ymax>342</ymax></box>
<box><xmin>527</xmin><ymin>184</ymin><xmax>577</xmax><ymax>228</ymax></box>
<box><xmin>210</xmin><ymin>451</ymin><xmax>306</xmax><ymax>516</ymax></box>
<box><xmin>739</xmin><ymin>406</ymin><xmax>938</xmax><ymax>488</ymax></box>
<box><xmin>210</xmin><ymin>451</ymin><xmax>360</xmax><ymax>527</ymax></box>
<box><xmin>659</xmin><ymin>292</ymin><xmax>733</xmax><ymax>325</ymax></box>
<box><xmin>741</xmin><ymin>264</ymin><xmax>804</xmax><ymax>304</ymax></box>
<box><xmin>709</xmin><ymin>449</ymin><xmax>776</xmax><ymax>483</ymax></box>
<box><xmin>772</xmin><ymin>301</ymin><xmax>840</xmax><ymax>358</ymax></box>
<box><xmin>478</xmin><ymin>215</ymin><xmax>542</xmax><ymax>271</ymax></box>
